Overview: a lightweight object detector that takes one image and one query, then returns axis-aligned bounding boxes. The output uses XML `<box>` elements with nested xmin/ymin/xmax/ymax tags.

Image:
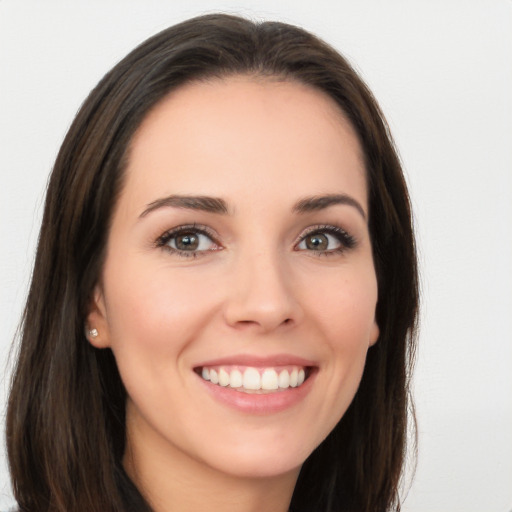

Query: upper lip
<box><xmin>194</xmin><ymin>353</ymin><xmax>318</xmax><ymax>368</ymax></box>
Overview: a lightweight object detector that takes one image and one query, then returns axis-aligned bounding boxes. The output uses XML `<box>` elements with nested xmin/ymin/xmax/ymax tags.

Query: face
<box><xmin>88</xmin><ymin>77</ymin><xmax>379</xmax><ymax>483</ymax></box>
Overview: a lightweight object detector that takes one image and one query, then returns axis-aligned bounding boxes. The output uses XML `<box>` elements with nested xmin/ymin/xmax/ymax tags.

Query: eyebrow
<box><xmin>139</xmin><ymin>193</ymin><xmax>366</xmax><ymax>220</ymax></box>
<box><xmin>293</xmin><ymin>194</ymin><xmax>367</xmax><ymax>220</ymax></box>
<box><xmin>139</xmin><ymin>195</ymin><xmax>229</xmax><ymax>218</ymax></box>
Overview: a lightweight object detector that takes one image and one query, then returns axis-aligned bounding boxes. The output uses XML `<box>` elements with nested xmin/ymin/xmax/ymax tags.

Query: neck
<box><xmin>123</xmin><ymin>413</ymin><xmax>299</xmax><ymax>512</ymax></box>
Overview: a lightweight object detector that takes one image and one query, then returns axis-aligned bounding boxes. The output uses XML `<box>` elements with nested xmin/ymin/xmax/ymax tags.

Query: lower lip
<box><xmin>197</xmin><ymin>370</ymin><xmax>316</xmax><ymax>414</ymax></box>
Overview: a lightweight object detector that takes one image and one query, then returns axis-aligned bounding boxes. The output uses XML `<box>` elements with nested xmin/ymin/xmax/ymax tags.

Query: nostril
<box><xmin>231</xmin><ymin>317</ymin><xmax>293</xmax><ymax>331</ymax></box>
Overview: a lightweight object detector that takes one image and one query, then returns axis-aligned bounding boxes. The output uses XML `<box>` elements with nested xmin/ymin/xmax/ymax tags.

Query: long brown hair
<box><xmin>6</xmin><ymin>13</ymin><xmax>418</xmax><ymax>512</ymax></box>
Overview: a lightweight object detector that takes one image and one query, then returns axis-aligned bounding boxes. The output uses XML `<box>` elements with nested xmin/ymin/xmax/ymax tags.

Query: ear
<box><xmin>369</xmin><ymin>318</ymin><xmax>380</xmax><ymax>347</ymax></box>
<box><xmin>85</xmin><ymin>285</ymin><xmax>111</xmax><ymax>349</ymax></box>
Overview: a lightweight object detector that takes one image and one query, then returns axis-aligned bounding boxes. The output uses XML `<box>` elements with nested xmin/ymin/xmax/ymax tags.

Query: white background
<box><xmin>1</xmin><ymin>1</ymin><xmax>511</xmax><ymax>511</ymax></box>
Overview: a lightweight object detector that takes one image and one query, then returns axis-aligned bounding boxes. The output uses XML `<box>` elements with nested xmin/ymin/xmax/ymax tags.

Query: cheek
<box><xmin>101</xmin><ymin>261</ymin><xmax>224</xmax><ymax>420</ymax></box>
<box><xmin>303</xmin><ymin>266</ymin><xmax>377</xmax><ymax>412</ymax></box>
<box><xmin>103</xmin><ymin>259</ymin><xmax>221</xmax><ymax>361</ymax></box>
<box><xmin>306</xmin><ymin>267</ymin><xmax>378</xmax><ymax>344</ymax></box>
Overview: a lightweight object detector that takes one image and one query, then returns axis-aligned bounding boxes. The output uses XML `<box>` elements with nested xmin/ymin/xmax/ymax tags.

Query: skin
<box><xmin>88</xmin><ymin>76</ymin><xmax>379</xmax><ymax>512</ymax></box>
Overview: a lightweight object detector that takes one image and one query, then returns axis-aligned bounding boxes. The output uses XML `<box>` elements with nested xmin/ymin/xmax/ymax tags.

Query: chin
<box><xmin>196</xmin><ymin>432</ymin><xmax>317</xmax><ymax>480</ymax></box>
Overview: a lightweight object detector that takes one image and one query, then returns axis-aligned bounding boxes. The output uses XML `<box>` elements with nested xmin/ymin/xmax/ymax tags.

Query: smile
<box><xmin>197</xmin><ymin>365</ymin><xmax>310</xmax><ymax>393</ymax></box>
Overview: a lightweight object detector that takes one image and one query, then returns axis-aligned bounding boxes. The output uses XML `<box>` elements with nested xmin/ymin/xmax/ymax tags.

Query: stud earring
<box><xmin>89</xmin><ymin>328</ymin><xmax>98</xmax><ymax>338</ymax></box>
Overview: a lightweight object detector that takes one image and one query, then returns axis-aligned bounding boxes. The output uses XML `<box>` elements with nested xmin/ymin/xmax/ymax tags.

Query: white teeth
<box><xmin>243</xmin><ymin>368</ymin><xmax>261</xmax><ymax>390</ymax></box>
<box><xmin>261</xmin><ymin>369</ymin><xmax>279</xmax><ymax>390</ymax></box>
<box><xmin>278</xmin><ymin>370</ymin><xmax>290</xmax><ymax>389</ymax></box>
<box><xmin>230</xmin><ymin>369</ymin><xmax>243</xmax><ymax>388</ymax></box>
<box><xmin>218</xmin><ymin>368</ymin><xmax>230</xmax><ymax>387</ymax></box>
<box><xmin>199</xmin><ymin>365</ymin><xmax>308</xmax><ymax>392</ymax></box>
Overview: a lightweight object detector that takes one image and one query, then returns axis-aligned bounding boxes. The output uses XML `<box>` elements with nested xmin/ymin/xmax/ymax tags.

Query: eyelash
<box><xmin>155</xmin><ymin>223</ymin><xmax>356</xmax><ymax>258</ymax></box>
<box><xmin>296</xmin><ymin>225</ymin><xmax>357</xmax><ymax>257</ymax></box>
<box><xmin>155</xmin><ymin>224</ymin><xmax>220</xmax><ymax>258</ymax></box>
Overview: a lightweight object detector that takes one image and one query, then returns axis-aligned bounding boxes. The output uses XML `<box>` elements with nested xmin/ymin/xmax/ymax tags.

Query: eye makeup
<box><xmin>294</xmin><ymin>224</ymin><xmax>357</xmax><ymax>256</ymax></box>
<box><xmin>155</xmin><ymin>223</ymin><xmax>222</xmax><ymax>258</ymax></box>
<box><xmin>154</xmin><ymin>221</ymin><xmax>357</xmax><ymax>259</ymax></box>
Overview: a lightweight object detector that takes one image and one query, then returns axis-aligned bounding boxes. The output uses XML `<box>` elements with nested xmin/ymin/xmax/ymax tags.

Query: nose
<box><xmin>222</xmin><ymin>249</ymin><xmax>302</xmax><ymax>333</ymax></box>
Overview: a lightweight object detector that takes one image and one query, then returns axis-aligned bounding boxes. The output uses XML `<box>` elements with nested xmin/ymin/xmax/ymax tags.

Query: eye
<box><xmin>299</xmin><ymin>232</ymin><xmax>339</xmax><ymax>251</ymax></box>
<box><xmin>296</xmin><ymin>225</ymin><xmax>356</xmax><ymax>255</ymax></box>
<box><xmin>156</xmin><ymin>225</ymin><xmax>220</xmax><ymax>257</ymax></box>
<box><xmin>170</xmin><ymin>232</ymin><xmax>211</xmax><ymax>251</ymax></box>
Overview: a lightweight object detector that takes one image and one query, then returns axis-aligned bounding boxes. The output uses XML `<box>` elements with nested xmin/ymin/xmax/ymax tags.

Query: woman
<box><xmin>6</xmin><ymin>13</ymin><xmax>418</xmax><ymax>512</ymax></box>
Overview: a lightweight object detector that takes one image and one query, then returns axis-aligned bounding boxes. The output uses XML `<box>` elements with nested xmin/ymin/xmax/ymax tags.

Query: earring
<box><xmin>89</xmin><ymin>328</ymin><xmax>98</xmax><ymax>338</ymax></box>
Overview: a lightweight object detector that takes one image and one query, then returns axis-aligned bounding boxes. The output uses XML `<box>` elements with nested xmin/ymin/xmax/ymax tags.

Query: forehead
<box><xmin>122</xmin><ymin>76</ymin><xmax>366</xmax><ymax>211</ymax></box>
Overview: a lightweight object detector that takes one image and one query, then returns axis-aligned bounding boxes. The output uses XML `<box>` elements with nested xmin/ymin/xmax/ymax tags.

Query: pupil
<box><xmin>306</xmin><ymin>233</ymin><xmax>328</xmax><ymax>250</ymax></box>
<box><xmin>176</xmin><ymin>233</ymin><xmax>198</xmax><ymax>250</ymax></box>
